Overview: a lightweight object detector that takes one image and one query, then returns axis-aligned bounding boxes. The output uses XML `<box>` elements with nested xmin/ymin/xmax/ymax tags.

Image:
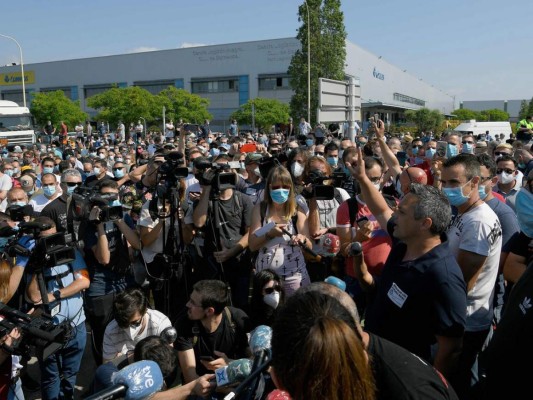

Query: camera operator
<box><xmin>192</xmin><ymin>156</ymin><xmax>253</xmax><ymax>309</ymax></box>
<box><xmin>23</xmin><ymin>216</ymin><xmax>90</xmax><ymax>399</ymax></box>
<box><xmin>83</xmin><ymin>180</ymin><xmax>140</xmax><ymax>365</ymax></box>
<box><xmin>84</xmin><ymin>159</ymin><xmax>111</xmax><ymax>188</ymax></box>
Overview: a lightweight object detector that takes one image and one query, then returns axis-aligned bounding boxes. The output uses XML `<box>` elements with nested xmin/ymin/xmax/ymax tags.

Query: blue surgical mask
<box><xmin>343</xmin><ymin>167</ymin><xmax>351</xmax><ymax>176</ymax></box>
<box><xmin>442</xmin><ymin>180</ymin><xmax>471</xmax><ymax>207</ymax></box>
<box><xmin>518</xmin><ymin>162</ymin><xmax>526</xmax><ymax>169</ymax></box>
<box><xmin>210</xmin><ymin>148</ymin><xmax>220</xmax><ymax>157</ymax></box>
<box><xmin>478</xmin><ymin>185</ymin><xmax>488</xmax><ymax>200</ymax></box>
<box><xmin>447</xmin><ymin>143</ymin><xmax>458</xmax><ymax>158</ymax></box>
<box><xmin>305</xmin><ymin>139</ymin><xmax>314</xmax><ymax>147</ymax></box>
<box><xmin>462</xmin><ymin>143</ymin><xmax>474</xmax><ymax>154</ymax></box>
<box><xmin>271</xmin><ymin>188</ymin><xmax>290</xmax><ymax>204</ymax></box>
<box><xmin>11</xmin><ymin>201</ymin><xmax>26</xmax><ymax>207</ymax></box>
<box><xmin>4</xmin><ymin>170</ymin><xmax>13</xmax><ymax>177</ymax></box>
<box><xmin>66</xmin><ymin>186</ymin><xmax>76</xmax><ymax>196</ymax></box>
<box><xmin>113</xmin><ymin>169</ymin><xmax>125</xmax><ymax>178</ymax></box>
<box><xmin>412</xmin><ymin>147</ymin><xmax>419</xmax><ymax>156</ymax></box>
<box><xmin>516</xmin><ymin>189</ymin><xmax>533</xmax><ymax>238</ymax></box>
<box><xmin>43</xmin><ymin>167</ymin><xmax>54</xmax><ymax>174</ymax></box>
<box><xmin>207</xmin><ymin>138</ymin><xmax>213</xmax><ymax>144</ymax></box>
<box><xmin>425</xmin><ymin>148</ymin><xmax>436</xmax><ymax>159</ymax></box>
<box><xmin>327</xmin><ymin>156</ymin><xmax>338</xmax><ymax>167</ymax></box>
<box><xmin>43</xmin><ymin>185</ymin><xmax>56</xmax><ymax>198</ymax></box>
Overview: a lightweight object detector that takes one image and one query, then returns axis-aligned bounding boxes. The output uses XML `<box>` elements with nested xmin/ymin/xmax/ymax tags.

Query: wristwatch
<box><xmin>53</xmin><ymin>290</ymin><xmax>61</xmax><ymax>301</ymax></box>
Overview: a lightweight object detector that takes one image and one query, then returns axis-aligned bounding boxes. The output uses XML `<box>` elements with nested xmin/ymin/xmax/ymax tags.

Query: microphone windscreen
<box><xmin>112</xmin><ymin>360</ymin><xmax>163</xmax><ymax>400</ymax></box>
<box><xmin>249</xmin><ymin>325</ymin><xmax>272</xmax><ymax>354</ymax></box>
<box><xmin>324</xmin><ymin>276</ymin><xmax>347</xmax><ymax>292</ymax></box>
<box><xmin>215</xmin><ymin>358</ymin><xmax>252</xmax><ymax>387</ymax></box>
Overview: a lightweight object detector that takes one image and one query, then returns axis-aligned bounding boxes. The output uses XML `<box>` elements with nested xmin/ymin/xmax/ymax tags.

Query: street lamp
<box><xmin>0</xmin><ymin>33</ymin><xmax>26</xmax><ymax>108</ymax></box>
<box><xmin>303</xmin><ymin>1</ymin><xmax>311</xmax><ymax>124</ymax></box>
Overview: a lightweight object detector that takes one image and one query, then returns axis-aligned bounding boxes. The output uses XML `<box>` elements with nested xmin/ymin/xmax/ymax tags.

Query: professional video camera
<box><xmin>71</xmin><ymin>186</ymin><xmax>123</xmax><ymax>223</ymax></box>
<box><xmin>196</xmin><ymin>161</ymin><xmax>239</xmax><ymax>191</ymax></box>
<box><xmin>7</xmin><ymin>204</ymin><xmax>33</xmax><ymax>222</ymax></box>
<box><xmin>0</xmin><ymin>302</ymin><xmax>72</xmax><ymax>359</ymax></box>
<box><xmin>157</xmin><ymin>151</ymin><xmax>189</xmax><ymax>186</ymax></box>
<box><xmin>302</xmin><ymin>170</ymin><xmax>346</xmax><ymax>201</ymax></box>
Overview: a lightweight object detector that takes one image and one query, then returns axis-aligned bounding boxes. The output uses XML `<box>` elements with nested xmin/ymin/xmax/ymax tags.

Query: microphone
<box><xmin>160</xmin><ymin>326</ymin><xmax>177</xmax><ymax>344</ymax></box>
<box><xmin>279</xmin><ymin>227</ymin><xmax>321</xmax><ymax>261</ymax></box>
<box><xmin>347</xmin><ymin>241</ymin><xmax>363</xmax><ymax>257</ymax></box>
<box><xmin>324</xmin><ymin>276</ymin><xmax>346</xmax><ymax>292</ymax></box>
<box><xmin>214</xmin><ymin>358</ymin><xmax>252</xmax><ymax>387</ymax></box>
<box><xmin>85</xmin><ymin>360</ymin><xmax>164</xmax><ymax>400</ymax></box>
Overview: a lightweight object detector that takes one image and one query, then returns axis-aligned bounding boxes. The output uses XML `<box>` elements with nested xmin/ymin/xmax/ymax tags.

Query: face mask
<box><xmin>305</xmin><ymin>139</ymin><xmax>314</xmax><ymax>147</ymax></box>
<box><xmin>109</xmin><ymin>199</ymin><xmax>122</xmax><ymax>207</ymax></box>
<box><xmin>462</xmin><ymin>143</ymin><xmax>474</xmax><ymax>154</ymax></box>
<box><xmin>291</xmin><ymin>162</ymin><xmax>304</xmax><ymax>178</ymax></box>
<box><xmin>43</xmin><ymin>167</ymin><xmax>54</xmax><ymax>174</ymax></box>
<box><xmin>114</xmin><ymin>169</ymin><xmax>125</xmax><ymax>179</ymax></box>
<box><xmin>447</xmin><ymin>144</ymin><xmax>458</xmax><ymax>158</ymax></box>
<box><xmin>90</xmin><ymin>152</ymin><xmax>97</xmax><ymax>157</ymax></box>
<box><xmin>11</xmin><ymin>201</ymin><xmax>26</xmax><ymax>207</ymax></box>
<box><xmin>271</xmin><ymin>188</ymin><xmax>289</xmax><ymax>204</ymax></box>
<box><xmin>209</xmin><ymin>148</ymin><xmax>220</xmax><ymax>157</ymax></box>
<box><xmin>43</xmin><ymin>185</ymin><xmax>56</xmax><ymax>198</ymax></box>
<box><xmin>253</xmin><ymin>167</ymin><xmax>261</xmax><ymax>178</ymax></box>
<box><xmin>497</xmin><ymin>171</ymin><xmax>515</xmax><ymax>185</ymax></box>
<box><xmin>327</xmin><ymin>156</ymin><xmax>338</xmax><ymax>167</ymax></box>
<box><xmin>425</xmin><ymin>148</ymin><xmax>436</xmax><ymax>159</ymax></box>
<box><xmin>478</xmin><ymin>185</ymin><xmax>488</xmax><ymax>200</ymax></box>
<box><xmin>442</xmin><ymin>180</ymin><xmax>471</xmax><ymax>207</ymax></box>
<box><xmin>207</xmin><ymin>138</ymin><xmax>213</xmax><ymax>144</ymax></box>
<box><xmin>516</xmin><ymin>189</ymin><xmax>533</xmax><ymax>238</ymax></box>
<box><xmin>99</xmin><ymin>153</ymin><xmax>106</xmax><ymax>159</ymax></box>
<box><xmin>263</xmin><ymin>291</ymin><xmax>280</xmax><ymax>309</ymax></box>
<box><xmin>126</xmin><ymin>320</ymin><xmax>143</xmax><ymax>340</ymax></box>
<box><xmin>115</xmin><ymin>158</ymin><xmax>123</xmax><ymax>163</ymax></box>
<box><xmin>13</xmin><ymin>168</ymin><xmax>19</xmax><ymax>175</ymax></box>
<box><xmin>372</xmin><ymin>181</ymin><xmax>381</xmax><ymax>191</ymax></box>
<box><xmin>109</xmin><ymin>156</ymin><xmax>115</xmax><ymax>162</ymax></box>
<box><xmin>66</xmin><ymin>186</ymin><xmax>76</xmax><ymax>196</ymax></box>
<box><xmin>4</xmin><ymin>170</ymin><xmax>13</xmax><ymax>177</ymax></box>
<box><xmin>93</xmin><ymin>167</ymin><xmax>101</xmax><ymax>176</ymax></box>
<box><xmin>411</xmin><ymin>147</ymin><xmax>419</xmax><ymax>156</ymax></box>
<box><xmin>518</xmin><ymin>162</ymin><xmax>526</xmax><ymax>169</ymax></box>
<box><xmin>0</xmin><ymin>237</ymin><xmax>9</xmax><ymax>251</ymax></box>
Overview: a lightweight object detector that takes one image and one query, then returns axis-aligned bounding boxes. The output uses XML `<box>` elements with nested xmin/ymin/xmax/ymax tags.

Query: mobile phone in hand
<box><xmin>200</xmin><ymin>355</ymin><xmax>215</xmax><ymax>361</ymax></box>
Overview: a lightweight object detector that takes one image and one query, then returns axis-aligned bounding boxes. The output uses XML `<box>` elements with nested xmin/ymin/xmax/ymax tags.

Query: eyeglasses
<box><xmin>264</xmin><ymin>285</ymin><xmax>281</xmax><ymax>294</ymax></box>
<box><xmin>462</xmin><ymin>141</ymin><xmax>475</xmax><ymax>144</ymax></box>
<box><xmin>411</xmin><ymin>145</ymin><xmax>421</xmax><ymax>149</ymax></box>
<box><xmin>271</xmin><ymin>185</ymin><xmax>291</xmax><ymax>190</ymax></box>
<box><xmin>494</xmin><ymin>152</ymin><xmax>510</xmax><ymax>156</ymax></box>
<box><xmin>65</xmin><ymin>182</ymin><xmax>80</xmax><ymax>187</ymax></box>
<box><xmin>496</xmin><ymin>168</ymin><xmax>515</xmax><ymax>175</ymax></box>
<box><xmin>113</xmin><ymin>167</ymin><xmax>124</xmax><ymax>171</ymax></box>
<box><xmin>369</xmin><ymin>176</ymin><xmax>382</xmax><ymax>184</ymax></box>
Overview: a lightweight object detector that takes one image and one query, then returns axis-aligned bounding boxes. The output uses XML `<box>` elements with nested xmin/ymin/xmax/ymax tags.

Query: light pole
<box><xmin>139</xmin><ymin>117</ymin><xmax>146</xmax><ymax>141</ymax></box>
<box><xmin>303</xmin><ymin>1</ymin><xmax>311</xmax><ymax>124</ymax></box>
<box><xmin>0</xmin><ymin>34</ymin><xmax>26</xmax><ymax>108</ymax></box>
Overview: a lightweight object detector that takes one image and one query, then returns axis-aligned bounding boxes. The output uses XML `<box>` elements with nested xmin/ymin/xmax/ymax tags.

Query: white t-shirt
<box><xmin>102</xmin><ymin>309</ymin><xmax>171</xmax><ymax>361</ymax></box>
<box><xmin>29</xmin><ymin>192</ymin><xmax>60</xmax><ymax>213</ymax></box>
<box><xmin>0</xmin><ymin>173</ymin><xmax>13</xmax><ymax>212</ymax></box>
<box><xmin>446</xmin><ymin>202</ymin><xmax>502</xmax><ymax>331</ymax></box>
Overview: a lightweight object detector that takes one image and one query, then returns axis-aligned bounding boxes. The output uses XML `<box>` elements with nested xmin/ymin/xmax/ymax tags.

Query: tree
<box><xmin>478</xmin><ymin>109</ymin><xmax>509</xmax><ymax>122</ymax></box>
<box><xmin>404</xmin><ymin>108</ymin><xmax>444</xmax><ymax>134</ymax></box>
<box><xmin>527</xmin><ymin>96</ymin><xmax>533</xmax><ymax>118</ymax></box>
<box><xmin>30</xmin><ymin>91</ymin><xmax>88</xmax><ymax>129</ymax></box>
<box><xmin>518</xmin><ymin>100</ymin><xmax>529</xmax><ymax>120</ymax></box>
<box><xmin>288</xmin><ymin>0</ymin><xmax>347</xmax><ymax>125</ymax></box>
<box><xmin>453</xmin><ymin>108</ymin><xmax>478</xmax><ymax>121</ymax></box>
<box><xmin>86</xmin><ymin>86</ymin><xmax>160</xmax><ymax>126</ymax></box>
<box><xmin>156</xmin><ymin>87</ymin><xmax>212</xmax><ymax>124</ymax></box>
<box><xmin>231</xmin><ymin>98</ymin><xmax>290</xmax><ymax>132</ymax></box>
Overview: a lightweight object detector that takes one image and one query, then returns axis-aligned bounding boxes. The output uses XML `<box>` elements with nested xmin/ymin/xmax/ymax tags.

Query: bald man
<box><xmin>396</xmin><ymin>166</ymin><xmax>428</xmax><ymax>196</ymax></box>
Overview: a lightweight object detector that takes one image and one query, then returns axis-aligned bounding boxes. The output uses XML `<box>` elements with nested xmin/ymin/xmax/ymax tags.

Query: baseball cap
<box><xmin>245</xmin><ymin>153</ymin><xmax>263</xmax><ymax>165</ymax></box>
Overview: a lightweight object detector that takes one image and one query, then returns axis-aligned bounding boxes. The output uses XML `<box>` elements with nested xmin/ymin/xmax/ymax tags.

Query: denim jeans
<box><xmin>40</xmin><ymin>322</ymin><xmax>87</xmax><ymax>400</ymax></box>
<box><xmin>7</xmin><ymin>377</ymin><xmax>24</xmax><ymax>400</ymax></box>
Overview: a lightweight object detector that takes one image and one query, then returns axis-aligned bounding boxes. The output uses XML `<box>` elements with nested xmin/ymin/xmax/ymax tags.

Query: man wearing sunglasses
<box><xmin>494</xmin><ymin>154</ymin><xmax>523</xmax><ymax>212</ymax></box>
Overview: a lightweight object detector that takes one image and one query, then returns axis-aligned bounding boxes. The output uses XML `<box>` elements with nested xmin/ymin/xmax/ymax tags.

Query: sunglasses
<box><xmin>411</xmin><ymin>145</ymin><xmax>421</xmax><ymax>149</ymax></box>
<box><xmin>65</xmin><ymin>182</ymin><xmax>80</xmax><ymax>187</ymax></box>
<box><xmin>128</xmin><ymin>317</ymin><xmax>143</xmax><ymax>328</ymax></box>
<box><xmin>494</xmin><ymin>152</ymin><xmax>510</xmax><ymax>156</ymax></box>
<box><xmin>496</xmin><ymin>168</ymin><xmax>515</xmax><ymax>175</ymax></box>
<box><xmin>315</xmin><ymin>152</ymin><xmax>324</xmax><ymax>156</ymax></box>
<box><xmin>113</xmin><ymin>167</ymin><xmax>124</xmax><ymax>171</ymax></box>
<box><xmin>271</xmin><ymin>185</ymin><xmax>290</xmax><ymax>190</ymax></box>
<box><xmin>264</xmin><ymin>285</ymin><xmax>281</xmax><ymax>295</ymax></box>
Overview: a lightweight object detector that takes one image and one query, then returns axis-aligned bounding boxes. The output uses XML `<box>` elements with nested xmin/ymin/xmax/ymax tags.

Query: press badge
<box><xmin>48</xmin><ymin>302</ymin><xmax>61</xmax><ymax>317</ymax></box>
<box><xmin>387</xmin><ymin>282</ymin><xmax>407</xmax><ymax>308</ymax></box>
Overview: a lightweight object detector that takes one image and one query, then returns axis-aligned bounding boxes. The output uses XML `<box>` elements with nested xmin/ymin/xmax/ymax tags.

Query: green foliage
<box><xmin>453</xmin><ymin>108</ymin><xmax>478</xmax><ymax>121</ymax></box>
<box><xmin>518</xmin><ymin>100</ymin><xmax>529</xmax><ymax>120</ymax></box>
<box><xmin>231</xmin><ymin>98</ymin><xmax>290</xmax><ymax>132</ymax></box>
<box><xmin>30</xmin><ymin>91</ymin><xmax>88</xmax><ymax>129</ymax></box>
<box><xmin>86</xmin><ymin>86</ymin><xmax>160</xmax><ymax>126</ymax></box>
<box><xmin>452</xmin><ymin>108</ymin><xmax>509</xmax><ymax>122</ymax></box>
<box><xmin>527</xmin><ymin>97</ymin><xmax>533</xmax><ymax>118</ymax></box>
<box><xmin>157</xmin><ymin>87</ymin><xmax>212</xmax><ymax>124</ymax></box>
<box><xmin>288</xmin><ymin>0</ymin><xmax>347</xmax><ymax>125</ymax></box>
<box><xmin>404</xmin><ymin>108</ymin><xmax>444</xmax><ymax>133</ymax></box>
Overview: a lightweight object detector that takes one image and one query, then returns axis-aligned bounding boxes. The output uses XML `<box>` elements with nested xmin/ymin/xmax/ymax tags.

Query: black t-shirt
<box><xmin>174</xmin><ymin>307</ymin><xmax>251</xmax><ymax>376</ymax></box>
<box><xmin>204</xmin><ymin>191</ymin><xmax>252</xmax><ymax>253</ymax></box>
<box><xmin>41</xmin><ymin>195</ymin><xmax>68</xmax><ymax>232</ymax></box>
<box><xmin>508</xmin><ymin>231</ymin><xmax>533</xmax><ymax>265</ymax></box>
<box><xmin>44</xmin><ymin>124</ymin><xmax>54</xmax><ymax>134</ymax></box>
<box><xmin>368</xmin><ymin>333</ymin><xmax>459</xmax><ymax>400</ymax></box>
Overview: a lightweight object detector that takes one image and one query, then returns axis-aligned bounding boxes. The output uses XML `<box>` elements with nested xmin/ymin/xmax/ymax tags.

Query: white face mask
<box><xmin>498</xmin><ymin>171</ymin><xmax>515</xmax><ymax>185</ymax></box>
<box><xmin>126</xmin><ymin>316</ymin><xmax>144</xmax><ymax>340</ymax></box>
<box><xmin>263</xmin><ymin>292</ymin><xmax>280</xmax><ymax>309</ymax></box>
<box><xmin>372</xmin><ymin>181</ymin><xmax>381</xmax><ymax>192</ymax></box>
<box><xmin>291</xmin><ymin>162</ymin><xmax>304</xmax><ymax>178</ymax></box>
<box><xmin>253</xmin><ymin>167</ymin><xmax>261</xmax><ymax>178</ymax></box>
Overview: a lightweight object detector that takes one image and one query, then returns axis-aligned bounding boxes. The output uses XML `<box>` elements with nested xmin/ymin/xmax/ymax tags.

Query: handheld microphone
<box><xmin>347</xmin><ymin>241</ymin><xmax>363</xmax><ymax>257</ymax></box>
<box><xmin>249</xmin><ymin>325</ymin><xmax>272</xmax><ymax>357</ymax></box>
<box><xmin>239</xmin><ymin>325</ymin><xmax>273</xmax><ymax>400</ymax></box>
<box><xmin>214</xmin><ymin>358</ymin><xmax>252</xmax><ymax>387</ymax></box>
<box><xmin>85</xmin><ymin>360</ymin><xmax>164</xmax><ymax>400</ymax></box>
<box><xmin>279</xmin><ymin>227</ymin><xmax>321</xmax><ymax>261</ymax></box>
<box><xmin>160</xmin><ymin>326</ymin><xmax>177</xmax><ymax>344</ymax></box>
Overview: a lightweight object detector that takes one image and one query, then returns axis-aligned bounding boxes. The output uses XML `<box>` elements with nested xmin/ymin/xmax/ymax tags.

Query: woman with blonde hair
<box><xmin>249</xmin><ymin>165</ymin><xmax>312</xmax><ymax>296</ymax></box>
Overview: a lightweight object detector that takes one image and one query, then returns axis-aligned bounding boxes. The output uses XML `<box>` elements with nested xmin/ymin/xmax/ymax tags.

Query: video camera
<box><xmin>196</xmin><ymin>161</ymin><xmax>239</xmax><ymax>191</ymax></box>
<box><xmin>8</xmin><ymin>204</ymin><xmax>33</xmax><ymax>222</ymax></box>
<box><xmin>302</xmin><ymin>170</ymin><xmax>345</xmax><ymax>201</ymax></box>
<box><xmin>157</xmin><ymin>151</ymin><xmax>189</xmax><ymax>185</ymax></box>
<box><xmin>0</xmin><ymin>302</ymin><xmax>72</xmax><ymax>359</ymax></box>
<box><xmin>72</xmin><ymin>187</ymin><xmax>123</xmax><ymax>223</ymax></box>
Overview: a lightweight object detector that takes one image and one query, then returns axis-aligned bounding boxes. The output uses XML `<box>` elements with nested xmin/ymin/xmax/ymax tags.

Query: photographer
<box><xmin>83</xmin><ymin>180</ymin><xmax>140</xmax><ymax>364</ymax></box>
<box><xmin>23</xmin><ymin>216</ymin><xmax>90</xmax><ymax>399</ymax></box>
<box><xmin>192</xmin><ymin>156</ymin><xmax>253</xmax><ymax>309</ymax></box>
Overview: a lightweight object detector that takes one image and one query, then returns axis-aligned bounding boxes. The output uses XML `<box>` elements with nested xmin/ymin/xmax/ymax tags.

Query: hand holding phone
<box><xmin>436</xmin><ymin>141</ymin><xmax>448</xmax><ymax>158</ymax></box>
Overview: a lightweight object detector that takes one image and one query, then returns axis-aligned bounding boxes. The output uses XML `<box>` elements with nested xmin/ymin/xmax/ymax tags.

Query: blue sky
<box><xmin>0</xmin><ymin>0</ymin><xmax>530</xmax><ymax>102</ymax></box>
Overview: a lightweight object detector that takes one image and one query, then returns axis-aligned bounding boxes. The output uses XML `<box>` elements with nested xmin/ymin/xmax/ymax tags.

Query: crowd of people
<box><xmin>0</xmin><ymin>115</ymin><xmax>531</xmax><ymax>400</ymax></box>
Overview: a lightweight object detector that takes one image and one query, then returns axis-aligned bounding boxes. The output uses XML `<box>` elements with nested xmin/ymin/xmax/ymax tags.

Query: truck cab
<box><xmin>0</xmin><ymin>100</ymin><xmax>36</xmax><ymax>146</ymax></box>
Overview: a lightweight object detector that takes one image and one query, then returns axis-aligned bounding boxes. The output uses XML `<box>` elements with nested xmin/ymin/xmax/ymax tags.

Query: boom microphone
<box><xmin>85</xmin><ymin>360</ymin><xmax>164</xmax><ymax>400</ymax></box>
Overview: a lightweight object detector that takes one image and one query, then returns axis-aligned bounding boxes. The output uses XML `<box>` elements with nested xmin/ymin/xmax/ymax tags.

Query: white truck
<box><xmin>453</xmin><ymin>120</ymin><xmax>512</xmax><ymax>142</ymax></box>
<box><xmin>0</xmin><ymin>100</ymin><xmax>36</xmax><ymax>146</ymax></box>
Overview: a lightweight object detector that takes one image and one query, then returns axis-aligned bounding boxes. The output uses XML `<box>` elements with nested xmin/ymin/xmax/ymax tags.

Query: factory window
<box><xmin>191</xmin><ymin>78</ymin><xmax>239</xmax><ymax>93</ymax></box>
<box><xmin>258</xmin><ymin>75</ymin><xmax>290</xmax><ymax>90</ymax></box>
<box><xmin>393</xmin><ymin>93</ymin><xmax>425</xmax><ymax>107</ymax></box>
<box><xmin>41</xmin><ymin>87</ymin><xmax>72</xmax><ymax>99</ymax></box>
<box><xmin>84</xmin><ymin>84</ymin><xmax>115</xmax><ymax>99</ymax></box>
<box><xmin>133</xmin><ymin>80</ymin><xmax>176</xmax><ymax>95</ymax></box>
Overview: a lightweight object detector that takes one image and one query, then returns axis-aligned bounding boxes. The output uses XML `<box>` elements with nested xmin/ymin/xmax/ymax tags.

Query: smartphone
<box><xmin>240</xmin><ymin>143</ymin><xmax>257</xmax><ymax>153</ymax></box>
<box><xmin>436</xmin><ymin>141</ymin><xmax>448</xmax><ymax>158</ymax></box>
<box><xmin>374</xmin><ymin>113</ymin><xmax>380</xmax><ymax>123</ymax></box>
<box><xmin>200</xmin><ymin>355</ymin><xmax>215</xmax><ymax>361</ymax></box>
<box><xmin>396</xmin><ymin>151</ymin><xmax>407</xmax><ymax>167</ymax></box>
<box><xmin>356</xmin><ymin>216</ymin><xmax>369</xmax><ymax>227</ymax></box>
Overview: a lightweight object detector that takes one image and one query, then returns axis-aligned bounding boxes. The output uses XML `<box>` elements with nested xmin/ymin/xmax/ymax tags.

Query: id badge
<box><xmin>48</xmin><ymin>302</ymin><xmax>61</xmax><ymax>317</ymax></box>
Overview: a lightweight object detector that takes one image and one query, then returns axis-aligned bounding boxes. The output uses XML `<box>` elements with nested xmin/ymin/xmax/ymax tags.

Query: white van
<box><xmin>453</xmin><ymin>120</ymin><xmax>512</xmax><ymax>142</ymax></box>
<box><xmin>0</xmin><ymin>100</ymin><xmax>36</xmax><ymax>146</ymax></box>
